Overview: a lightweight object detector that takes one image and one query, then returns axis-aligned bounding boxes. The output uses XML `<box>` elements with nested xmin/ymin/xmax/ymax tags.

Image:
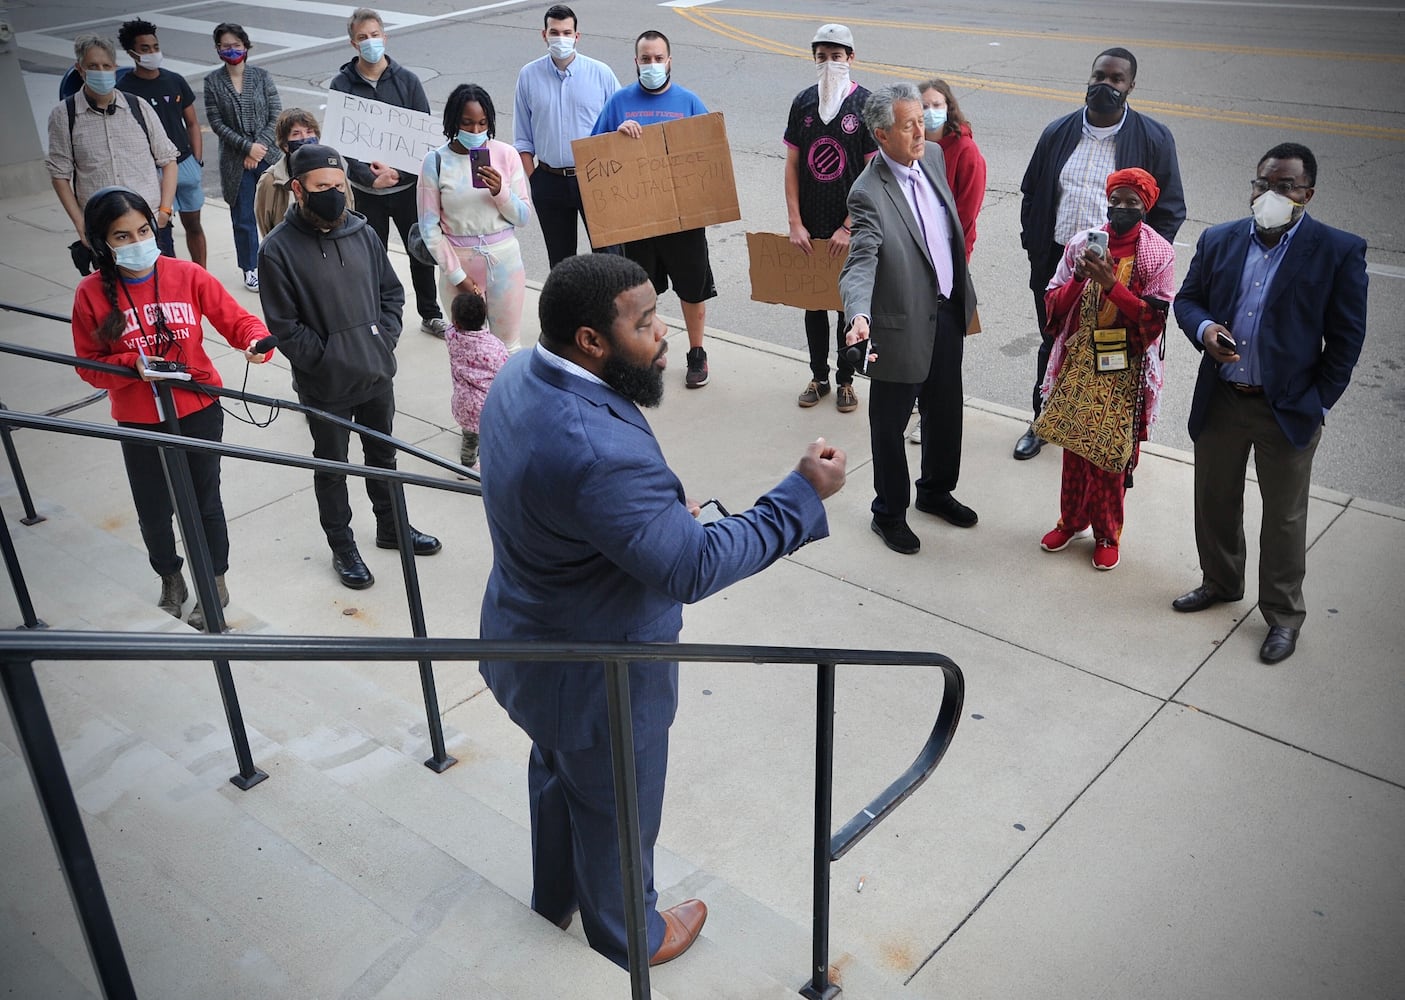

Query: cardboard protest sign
<box><xmin>321</xmin><ymin>91</ymin><xmax>442</xmax><ymax>177</ymax></box>
<box><xmin>571</xmin><ymin>112</ymin><xmax>740</xmax><ymax>247</ymax></box>
<box><xmin>745</xmin><ymin>232</ymin><xmax>846</xmax><ymax>312</ymax></box>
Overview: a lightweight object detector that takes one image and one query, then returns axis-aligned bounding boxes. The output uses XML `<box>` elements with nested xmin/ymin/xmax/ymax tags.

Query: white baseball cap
<box><xmin>812</xmin><ymin>24</ymin><xmax>854</xmax><ymax>50</ymax></box>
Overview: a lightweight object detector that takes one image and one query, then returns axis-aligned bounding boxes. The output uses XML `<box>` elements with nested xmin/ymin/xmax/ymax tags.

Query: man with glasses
<box><xmin>1015</xmin><ymin>47</ymin><xmax>1184</xmax><ymax>460</ymax></box>
<box><xmin>1170</xmin><ymin>142</ymin><xmax>1368</xmax><ymax>665</ymax></box>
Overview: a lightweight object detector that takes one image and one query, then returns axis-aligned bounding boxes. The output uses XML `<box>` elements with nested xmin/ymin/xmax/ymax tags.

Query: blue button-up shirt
<box><xmin>1200</xmin><ymin>216</ymin><xmax>1305</xmax><ymax>387</ymax></box>
<box><xmin>513</xmin><ymin>52</ymin><xmax>619</xmax><ymax>169</ymax></box>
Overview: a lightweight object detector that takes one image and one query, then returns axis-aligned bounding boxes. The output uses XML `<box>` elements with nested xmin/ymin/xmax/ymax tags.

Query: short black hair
<box><xmin>544</xmin><ymin>4</ymin><xmax>576</xmax><ymax>30</ymax></box>
<box><xmin>1094</xmin><ymin>46</ymin><xmax>1137</xmax><ymax>80</ymax></box>
<box><xmin>636</xmin><ymin>30</ymin><xmax>670</xmax><ymax>55</ymax></box>
<box><xmin>118</xmin><ymin>19</ymin><xmax>158</xmax><ymax>53</ymax></box>
<box><xmin>539</xmin><ymin>254</ymin><xmax>651</xmax><ymax>348</ymax></box>
<box><xmin>213</xmin><ymin>22</ymin><xmax>252</xmax><ymax>50</ymax></box>
<box><xmin>1259</xmin><ymin>142</ymin><xmax>1317</xmax><ymax>187</ymax></box>
<box><xmin>451</xmin><ymin>291</ymin><xmax>487</xmax><ymax>332</ymax></box>
<box><xmin>442</xmin><ymin>83</ymin><xmax>496</xmax><ymax>141</ymax></box>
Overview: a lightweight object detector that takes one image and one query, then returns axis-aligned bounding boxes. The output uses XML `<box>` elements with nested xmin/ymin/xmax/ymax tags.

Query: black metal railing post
<box><xmin>604</xmin><ymin>658</ymin><xmax>652</xmax><ymax>999</ymax></box>
<box><xmin>1</xmin><ymin>656</ymin><xmax>136</xmax><ymax>999</ymax></box>
<box><xmin>387</xmin><ymin>480</ymin><xmax>455</xmax><ymax>773</ymax></box>
<box><xmin>0</xmin><ymin>504</ymin><xmax>46</xmax><ymax>629</ymax></box>
<box><xmin>1</xmin><ymin>399</ymin><xmax>46</xmax><ymax>525</ymax></box>
<box><xmin>801</xmin><ymin>662</ymin><xmax>841</xmax><ymax>1000</ymax></box>
<box><xmin>152</xmin><ymin>382</ymin><xmax>266</xmax><ymax>791</ymax></box>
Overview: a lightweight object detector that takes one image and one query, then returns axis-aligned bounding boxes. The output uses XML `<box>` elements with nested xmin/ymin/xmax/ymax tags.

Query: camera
<box><xmin>144</xmin><ymin>358</ymin><xmax>187</xmax><ymax>373</ymax></box>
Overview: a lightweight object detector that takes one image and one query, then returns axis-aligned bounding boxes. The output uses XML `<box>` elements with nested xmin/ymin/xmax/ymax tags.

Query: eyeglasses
<box><xmin>1250</xmin><ymin>178</ymin><xmax>1311</xmax><ymax>197</ymax></box>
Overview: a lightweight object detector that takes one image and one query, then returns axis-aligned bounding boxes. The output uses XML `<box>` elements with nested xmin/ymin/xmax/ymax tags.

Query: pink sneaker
<box><xmin>1092</xmin><ymin>539</ymin><xmax>1120</xmax><ymax>570</ymax></box>
<box><xmin>1040</xmin><ymin>525</ymin><xmax>1092</xmax><ymax>552</ymax></box>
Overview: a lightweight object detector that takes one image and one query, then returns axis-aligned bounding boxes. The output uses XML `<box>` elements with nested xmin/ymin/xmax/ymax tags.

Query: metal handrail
<box><xmin>0</xmin><ymin>632</ymin><xmax>963</xmax><ymax>1000</ymax></box>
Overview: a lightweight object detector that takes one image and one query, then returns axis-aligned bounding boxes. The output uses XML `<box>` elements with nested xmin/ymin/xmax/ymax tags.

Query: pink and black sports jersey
<box><xmin>783</xmin><ymin>83</ymin><xmax>877</xmax><ymax>238</ymax></box>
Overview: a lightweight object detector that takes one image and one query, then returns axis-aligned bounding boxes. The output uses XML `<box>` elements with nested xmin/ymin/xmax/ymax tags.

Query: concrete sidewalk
<box><xmin>2</xmin><ymin>189</ymin><xmax>1404</xmax><ymax>998</ymax></box>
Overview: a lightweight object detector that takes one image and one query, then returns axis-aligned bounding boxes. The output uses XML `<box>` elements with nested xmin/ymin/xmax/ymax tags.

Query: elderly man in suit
<box><xmin>1171</xmin><ymin>142</ymin><xmax>1367</xmax><ymax>664</ymax></box>
<box><xmin>477</xmin><ymin>253</ymin><xmax>846</xmax><ymax>969</ymax></box>
<box><xmin>840</xmin><ymin>82</ymin><xmax>979</xmax><ymax>555</ymax></box>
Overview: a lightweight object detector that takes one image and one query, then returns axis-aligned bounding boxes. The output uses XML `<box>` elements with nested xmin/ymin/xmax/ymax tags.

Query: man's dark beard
<box><xmin>298</xmin><ymin>202</ymin><xmax>346</xmax><ymax>230</ymax></box>
<box><xmin>603</xmin><ymin>354</ymin><xmax>664</xmax><ymax>407</ymax></box>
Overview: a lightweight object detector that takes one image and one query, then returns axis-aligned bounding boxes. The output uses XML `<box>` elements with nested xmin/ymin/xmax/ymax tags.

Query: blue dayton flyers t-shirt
<box><xmin>592</xmin><ymin>81</ymin><xmax>708</xmax><ymax>134</ymax></box>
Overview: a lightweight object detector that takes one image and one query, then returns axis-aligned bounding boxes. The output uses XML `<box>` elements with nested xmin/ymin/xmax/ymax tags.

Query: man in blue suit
<box><xmin>477</xmin><ymin>253</ymin><xmax>847</xmax><ymax>969</ymax></box>
<box><xmin>1171</xmin><ymin>142</ymin><xmax>1368</xmax><ymax>664</ymax></box>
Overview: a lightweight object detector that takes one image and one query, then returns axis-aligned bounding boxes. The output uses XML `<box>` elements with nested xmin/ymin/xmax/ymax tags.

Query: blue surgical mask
<box><xmin>285</xmin><ymin>136</ymin><xmax>319</xmax><ymax>153</ymax></box>
<box><xmin>457</xmin><ymin>129</ymin><xmax>489</xmax><ymax>149</ymax></box>
<box><xmin>84</xmin><ymin>69</ymin><xmax>118</xmax><ymax>96</ymax></box>
<box><xmin>111</xmin><ymin>237</ymin><xmax>161</xmax><ymax>272</ymax></box>
<box><xmin>548</xmin><ymin>36</ymin><xmax>575</xmax><ymax>60</ymax></box>
<box><xmin>923</xmin><ymin>107</ymin><xmax>948</xmax><ymax>132</ymax></box>
<box><xmin>358</xmin><ymin>38</ymin><xmax>385</xmax><ymax>64</ymax></box>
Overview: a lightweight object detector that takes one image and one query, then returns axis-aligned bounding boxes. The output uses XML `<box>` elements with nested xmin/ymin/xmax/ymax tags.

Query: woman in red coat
<box><xmin>919</xmin><ymin>78</ymin><xmax>987</xmax><ymax>260</ymax></box>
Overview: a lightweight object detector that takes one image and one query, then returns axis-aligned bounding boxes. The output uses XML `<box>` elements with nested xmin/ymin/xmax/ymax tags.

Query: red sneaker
<box><xmin>1092</xmin><ymin>539</ymin><xmax>1120</xmax><ymax>570</ymax></box>
<box><xmin>1040</xmin><ymin>525</ymin><xmax>1091</xmax><ymax>552</ymax></box>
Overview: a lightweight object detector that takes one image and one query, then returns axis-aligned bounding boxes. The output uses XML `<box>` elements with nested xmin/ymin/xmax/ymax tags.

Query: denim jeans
<box><xmin>232</xmin><ymin>162</ymin><xmax>267</xmax><ymax>271</ymax></box>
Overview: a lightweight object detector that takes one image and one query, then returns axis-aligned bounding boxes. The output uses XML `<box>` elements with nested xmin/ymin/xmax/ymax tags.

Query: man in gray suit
<box><xmin>840</xmin><ymin>83</ymin><xmax>979</xmax><ymax>555</ymax></box>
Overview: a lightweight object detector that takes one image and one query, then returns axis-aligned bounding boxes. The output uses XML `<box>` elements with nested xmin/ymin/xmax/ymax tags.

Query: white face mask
<box><xmin>816</xmin><ymin>59</ymin><xmax>850</xmax><ymax>125</ymax></box>
<box><xmin>136</xmin><ymin>51</ymin><xmax>163</xmax><ymax>71</ymax></box>
<box><xmin>1251</xmin><ymin>190</ymin><xmax>1299</xmax><ymax>231</ymax></box>
<box><xmin>548</xmin><ymin>36</ymin><xmax>575</xmax><ymax>60</ymax></box>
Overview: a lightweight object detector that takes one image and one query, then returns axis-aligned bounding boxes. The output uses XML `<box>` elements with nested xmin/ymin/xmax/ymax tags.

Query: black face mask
<box><xmin>1085</xmin><ymin>82</ymin><xmax>1125</xmax><ymax>116</ymax></box>
<box><xmin>300</xmin><ymin>187</ymin><xmax>346</xmax><ymax>226</ymax></box>
<box><xmin>1106</xmin><ymin>206</ymin><xmax>1144</xmax><ymax>235</ymax></box>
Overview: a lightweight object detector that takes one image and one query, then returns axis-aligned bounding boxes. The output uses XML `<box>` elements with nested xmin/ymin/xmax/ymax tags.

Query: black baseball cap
<box><xmin>289</xmin><ymin>144</ymin><xmax>345</xmax><ymax>178</ymax></box>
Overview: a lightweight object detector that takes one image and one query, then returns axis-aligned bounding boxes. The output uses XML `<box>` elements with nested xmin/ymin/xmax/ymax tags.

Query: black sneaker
<box><xmin>685</xmin><ymin>347</ymin><xmax>709</xmax><ymax>388</ymax></box>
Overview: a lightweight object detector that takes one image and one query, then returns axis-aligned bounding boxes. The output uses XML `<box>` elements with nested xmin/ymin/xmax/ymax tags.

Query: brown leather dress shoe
<box><xmin>650</xmin><ymin>898</ymin><xmax>707</xmax><ymax>966</ymax></box>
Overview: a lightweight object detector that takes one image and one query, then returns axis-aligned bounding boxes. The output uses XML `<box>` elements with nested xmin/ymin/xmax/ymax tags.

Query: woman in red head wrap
<box><xmin>1034</xmin><ymin>166</ymin><xmax>1176</xmax><ymax>570</ymax></box>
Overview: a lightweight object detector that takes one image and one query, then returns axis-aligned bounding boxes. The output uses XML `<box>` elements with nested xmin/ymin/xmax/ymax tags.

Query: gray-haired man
<box><xmin>839</xmin><ymin>83</ymin><xmax>978</xmax><ymax>555</ymax></box>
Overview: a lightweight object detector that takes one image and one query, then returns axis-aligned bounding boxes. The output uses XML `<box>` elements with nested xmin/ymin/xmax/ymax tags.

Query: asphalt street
<box><xmin>14</xmin><ymin>0</ymin><xmax>1405</xmax><ymax>504</ymax></box>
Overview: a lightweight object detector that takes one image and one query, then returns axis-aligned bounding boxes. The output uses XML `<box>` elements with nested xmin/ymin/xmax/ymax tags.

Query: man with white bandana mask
<box><xmin>1172</xmin><ymin>142</ymin><xmax>1368</xmax><ymax>665</ymax></box>
<box><xmin>784</xmin><ymin>23</ymin><xmax>877</xmax><ymax>413</ymax></box>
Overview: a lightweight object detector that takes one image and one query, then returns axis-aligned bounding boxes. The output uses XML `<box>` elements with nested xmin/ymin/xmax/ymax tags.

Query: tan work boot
<box><xmin>157</xmin><ymin>572</ymin><xmax>188</xmax><ymax>617</ymax></box>
<box><xmin>187</xmin><ymin>576</ymin><xmax>229</xmax><ymax>632</ymax></box>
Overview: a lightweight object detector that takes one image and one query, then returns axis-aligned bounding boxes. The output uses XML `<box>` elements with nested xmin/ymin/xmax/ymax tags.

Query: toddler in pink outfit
<box><xmin>445</xmin><ymin>291</ymin><xmax>509</xmax><ymax>467</ymax></box>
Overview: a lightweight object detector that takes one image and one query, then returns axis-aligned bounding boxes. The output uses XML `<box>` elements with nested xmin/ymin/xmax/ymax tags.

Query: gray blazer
<box><xmin>840</xmin><ymin>147</ymin><xmax>978</xmax><ymax>383</ymax></box>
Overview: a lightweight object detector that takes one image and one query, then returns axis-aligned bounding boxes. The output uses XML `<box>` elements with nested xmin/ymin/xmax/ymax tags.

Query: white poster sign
<box><xmin>320</xmin><ymin>91</ymin><xmax>442</xmax><ymax>177</ymax></box>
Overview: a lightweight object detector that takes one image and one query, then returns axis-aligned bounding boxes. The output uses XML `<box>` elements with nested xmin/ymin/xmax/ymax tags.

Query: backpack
<box><xmin>66</xmin><ymin>92</ymin><xmax>151</xmax><ymax>148</ymax></box>
<box><xmin>406</xmin><ymin>150</ymin><xmax>441</xmax><ymax>267</ymax></box>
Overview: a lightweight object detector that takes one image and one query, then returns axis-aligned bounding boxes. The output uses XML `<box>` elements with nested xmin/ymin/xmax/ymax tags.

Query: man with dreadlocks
<box><xmin>70</xmin><ymin>186</ymin><xmax>274</xmax><ymax>629</ymax></box>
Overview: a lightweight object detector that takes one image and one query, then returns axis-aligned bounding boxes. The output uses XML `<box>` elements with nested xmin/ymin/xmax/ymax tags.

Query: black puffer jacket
<box><xmin>257</xmin><ymin>206</ymin><xmax>405</xmax><ymax>408</ymax></box>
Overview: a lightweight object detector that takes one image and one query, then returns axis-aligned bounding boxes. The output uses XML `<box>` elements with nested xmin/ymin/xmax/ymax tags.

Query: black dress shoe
<box><xmin>1171</xmin><ymin>585</ymin><xmax>1242</xmax><ymax>613</ymax></box>
<box><xmin>1013</xmin><ymin>425</ymin><xmax>1044</xmax><ymax>461</ymax></box>
<box><xmin>1259</xmin><ymin>626</ymin><xmax>1299</xmax><ymax>664</ymax></box>
<box><xmin>332</xmin><ymin>548</ymin><xmax>374</xmax><ymax>589</ymax></box>
<box><xmin>871</xmin><ymin>517</ymin><xmax>920</xmax><ymax>554</ymax></box>
<box><xmin>375</xmin><ymin>526</ymin><xmax>442</xmax><ymax>556</ymax></box>
<box><xmin>915</xmin><ymin>492</ymin><xmax>978</xmax><ymax>528</ymax></box>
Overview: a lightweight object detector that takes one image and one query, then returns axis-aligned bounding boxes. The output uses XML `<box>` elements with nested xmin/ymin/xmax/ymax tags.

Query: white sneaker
<box><xmin>243</xmin><ymin>269</ymin><xmax>259</xmax><ymax>291</ymax></box>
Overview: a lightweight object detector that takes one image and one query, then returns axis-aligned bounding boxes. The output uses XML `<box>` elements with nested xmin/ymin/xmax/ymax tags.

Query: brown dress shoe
<box><xmin>650</xmin><ymin>898</ymin><xmax>707</xmax><ymax>966</ymax></box>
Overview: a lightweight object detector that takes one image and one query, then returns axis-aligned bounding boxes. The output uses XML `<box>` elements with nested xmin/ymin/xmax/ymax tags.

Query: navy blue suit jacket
<box><xmin>478</xmin><ymin>350</ymin><xmax>830</xmax><ymax>751</ymax></box>
<box><xmin>1175</xmin><ymin>214</ymin><xmax>1368</xmax><ymax>449</ymax></box>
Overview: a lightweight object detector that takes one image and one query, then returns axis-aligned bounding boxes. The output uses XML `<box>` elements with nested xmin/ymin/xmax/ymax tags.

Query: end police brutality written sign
<box><xmin>321</xmin><ymin>91</ymin><xmax>441</xmax><ymax>177</ymax></box>
<box><xmin>571</xmin><ymin>113</ymin><xmax>740</xmax><ymax>247</ymax></box>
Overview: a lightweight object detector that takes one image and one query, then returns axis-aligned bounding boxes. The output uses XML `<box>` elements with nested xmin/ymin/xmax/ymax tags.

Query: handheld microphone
<box><xmin>251</xmin><ymin>334</ymin><xmax>279</xmax><ymax>354</ymax></box>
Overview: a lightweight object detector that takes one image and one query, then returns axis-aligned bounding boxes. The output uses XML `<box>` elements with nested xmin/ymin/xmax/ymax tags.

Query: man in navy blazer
<box><xmin>1171</xmin><ymin>142</ymin><xmax>1368</xmax><ymax>664</ymax></box>
<box><xmin>477</xmin><ymin>253</ymin><xmax>846</xmax><ymax>969</ymax></box>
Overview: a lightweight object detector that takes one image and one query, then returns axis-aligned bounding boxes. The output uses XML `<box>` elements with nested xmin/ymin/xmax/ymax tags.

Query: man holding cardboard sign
<box><xmin>784</xmin><ymin>23</ymin><xmax>877</xmax><ymax>413</ymax></box>
<box><xmin>592</xmin><ymin>30</ymin><xmax>716</xmax><ymax>389</ymax></box>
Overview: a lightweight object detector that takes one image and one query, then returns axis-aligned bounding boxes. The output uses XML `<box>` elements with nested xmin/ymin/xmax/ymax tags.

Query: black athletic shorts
<box><xmin>624</xmin><ymin>228</ymin><xmax>717</xmax><ymax>304</ymax></box>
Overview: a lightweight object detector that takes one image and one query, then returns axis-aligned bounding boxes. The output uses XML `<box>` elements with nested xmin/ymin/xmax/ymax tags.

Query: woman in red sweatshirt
<box><xmin>918</xmin><ymin>79</ymin><xmax>987</xmax><ymax>260</ymax></box>
<box><xmin>71</xmin><ymin>186</ymin><xmax>273</xmax><ymax>628</ymax></box>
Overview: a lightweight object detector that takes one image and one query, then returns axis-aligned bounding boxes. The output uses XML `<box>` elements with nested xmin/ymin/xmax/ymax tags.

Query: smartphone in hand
<box><xmin>1214</xmin><ymin>331</ymin><xmax>1237</xmax><ymax>352</ymax></box>
<box><xmin>468</xmin><ymin>147</ymin><xmax>489</xmax><ymax>189</ymax></box>
<box><xmin>1086</xmin><ymin>229</ymin><xmax>1109</xmax><ymax>258</ymax></box>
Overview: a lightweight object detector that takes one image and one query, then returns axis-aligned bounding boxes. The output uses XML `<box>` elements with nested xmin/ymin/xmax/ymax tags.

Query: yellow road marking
<box><xmin>674</xmin><ymin>8</ymin><xmax>1405</xmax><ymax>141</ymax></box>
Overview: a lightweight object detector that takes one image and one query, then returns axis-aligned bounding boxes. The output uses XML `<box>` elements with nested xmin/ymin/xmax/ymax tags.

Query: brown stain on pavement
<box><xmin>880</xmin><ymin>939</ymin><xmax>914</xmax><ymax>972</ymax></box>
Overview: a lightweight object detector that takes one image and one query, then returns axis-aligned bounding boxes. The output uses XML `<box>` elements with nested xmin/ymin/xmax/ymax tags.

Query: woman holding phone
<box><xmin>1036</xmin><ymin>168</ymin><xmax>1175</xmax><ymax>571</ymax></box>
<box><xmin>418</xmin><ymin>84</ymin><xmax>532</xmax><ymax>351</ymax></box>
